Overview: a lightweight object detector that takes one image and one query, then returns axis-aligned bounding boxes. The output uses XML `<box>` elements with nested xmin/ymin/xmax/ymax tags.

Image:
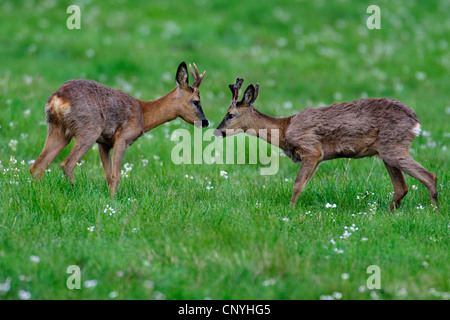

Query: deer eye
<box><xmin>227</xmin><ymin>113</ymin><xmax>235</xmax><ymax>120</ymax></box>
<box><xmin>192</xmin><ymin>100</ymin><xmax>201</xmax><ymax>108</ymax></box>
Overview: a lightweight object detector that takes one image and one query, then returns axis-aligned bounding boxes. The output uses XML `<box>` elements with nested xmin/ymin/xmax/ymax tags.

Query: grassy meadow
<box><xmin>0</xmin><ymin>0</ymin><xmax>449</xmax><ymax>300</ymax></box>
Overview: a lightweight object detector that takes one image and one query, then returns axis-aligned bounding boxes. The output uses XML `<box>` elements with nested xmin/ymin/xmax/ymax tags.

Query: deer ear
<box><xmin>175</xmin><ymin>62</ymin><xmax>189</xmax><ymax>87</ymax></box>
<box><xmin>242</xmin><ymin>85</ymin><xmax>256</xmax><ymax>105</ymax></box>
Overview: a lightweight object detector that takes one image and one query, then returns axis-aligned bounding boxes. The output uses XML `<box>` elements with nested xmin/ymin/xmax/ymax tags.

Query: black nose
<box><xmin>202</xmin><ymin>119</ymin><xmax>209</xmax><ymax>128</ymax></box>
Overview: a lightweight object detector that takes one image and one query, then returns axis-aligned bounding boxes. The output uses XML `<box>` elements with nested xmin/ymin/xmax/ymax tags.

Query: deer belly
<box><xmin>324</xmin><ymin>145</ymin><xmax>378</xmax><ymax>160</ymax></box>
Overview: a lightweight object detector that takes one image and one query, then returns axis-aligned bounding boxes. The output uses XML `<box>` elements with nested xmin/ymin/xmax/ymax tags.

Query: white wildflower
<box><xmin>29</xmin><ymin>255</ymin><xmax>40</xmax><ymax>263</ymax></box>
<box><xmin>332</xmin><ymin>292</ymin><xmax>343</xmax><ymax>299</ymax></box>
<box><xmin>262</xmin><ymin>279</ymin><xmax>276</xmax><ymax>287</ymax></box>
<box><xmin>220</xmin><ymin>170</ymin><xmax>228</xmax><ymax>179</ymax></box>
<box><xmin>83</xmin><ymin>280</ymin><xmax>98</xmax><ymax>288</ymax></box>
<box><xmin>18</xmin><ymin>290</ymin><xmax>32</xmax><ymax>300</ymax></box>
<box><xmin>8</xmin><ymin>140</ymin><xmax>18</xmax><ymax>151</ymax></box>
<box><xmin>341</xmin><ymin>273</ymin><xmax>350</xmax><ymax>280</ymax></box>
<box><xmin>104</xmin><ymin>204</ymin><xmax>116</xmax><ymax>216</ymax></box>
<box><xmin>0</xmin><ymin>278</ymin><xmax>11</xmax><ymax>293</ymax></box>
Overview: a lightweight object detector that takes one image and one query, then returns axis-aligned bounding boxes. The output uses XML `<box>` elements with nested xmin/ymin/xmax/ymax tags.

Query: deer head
<box><xmin>214</xmin><ymin>78</ymin><xmax>259</xmax><ymax>137</ymax></box>
<box><xmin>175</xmin><ymin>62</ymin><xmax>209</xmax><ymax>128</ymax></box>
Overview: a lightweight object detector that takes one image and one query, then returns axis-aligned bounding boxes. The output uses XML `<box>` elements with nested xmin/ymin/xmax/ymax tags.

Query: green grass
<box><xmin>0</xmin><ymin>0</ymin><xmax>448</xmax><ymax>300</ymax></box>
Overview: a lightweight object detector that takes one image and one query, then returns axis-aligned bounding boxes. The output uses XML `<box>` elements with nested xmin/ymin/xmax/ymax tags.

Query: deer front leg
<box><xmin>290</xmin><ymin>157</ymin><xmax>320</xmax><ymax>206</ymax></box>
<box><xmin>109</xmin><ymin>140</ymin><xmax>128</xmax><ymax>197</ymax></box>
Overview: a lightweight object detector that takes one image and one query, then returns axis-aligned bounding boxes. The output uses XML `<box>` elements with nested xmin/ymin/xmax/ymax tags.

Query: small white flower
<box><xmin>143</xmin><ymin>280</ymin><xmax>154</xmax><ymax>289</ymax></box>
<box><xmin>152</xmin><ymin>291</ymin><xmax>166</xmax><ymax>300</ymax></box>
<box><xmin>340</xmin><ymin>230</ymin><xmax>351</xmax><ymax>239</ymax></box>
<box><xmin>109</xmin><ymin>291</ymin><xmax>119</xmax><ymax>299</ymax></box>
<box><xmin>87</xmin><ymin>226</ymin><xmax>95</xmax><ymax>232</ymax></box>
<box><xmin>9</xmin><ymin>140</ymin><xmax>18</xmax><ymax>151</ymax></box>
<box><xmin>325</xmin><ymin>203</ymin><xmax>337</xmax><ymax>208</ymax></box>
<box><xmin>341</xmin><ymin>273</ymin><xmax>350</xmax><ymax>280</ymax></box>
<box><xmin>30</xmin><ymin>255</ymin><xmax>40</xmax><ymax>263</ymax></box>
<box><xmin>84</xmin><ymin>280</ymin><xmax>98</xmax><ymax>288</ymax></box>
<box><xmin>23</xmin><ymin>109</ymin><xmax>31</xmax><ymax>117</ymax></box>
<box><xmin>18</xmin><ymin>290</ymin><xmax>32</xmax><ymax>300</ymax></box>
<box><xmin>396</xmin><ymin>288</ymin><xmax>408</xmax><ymax>297</ymax></box>
<box><xmin>411</xmin><ymin>185</ymin><xmax>418</xmax><ymax>190</ymax></box>
<box><xmin>262</xmin><ymin>279</ymin><xmax>276</xmax><ymax>287</ymax></box>
<box><xmin>282</xmin><ymin>217</ymin><xmax>289</xmax><ymax>222</ymax></box>
<box><xmin>0</xmin><ymin>278</ymin><xmax>12</xmax><ymax>293</ymax></box>
<box><xmin>85</xmin><ymin>48</ymin><xmax>95</xmax><ymax>58</ymax></box>
<box><xmin>104</xmin><ymin>205</ymin><xmax>116</xmax><ymax>216</ymax></box>
<box><xmin>23</xmin><ymin>74</ymin><xmax>33</xmax><ymax>85</ymax></box>
<box><xmin>415</xmin><ymin>71</ymin><xmax>426</xmax><ymax>81</ymax></box>
<box><xmin>332</xmin><ymin>291</ymin><xmax>343</xmax><ymax>299</ymax></box>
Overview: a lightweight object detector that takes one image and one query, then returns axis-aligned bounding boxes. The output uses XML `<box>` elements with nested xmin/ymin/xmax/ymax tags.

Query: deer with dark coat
<box><xmin>215</xmin><ymin>78</ymin><xmax>438</xmax><ymax>210</ymax></box>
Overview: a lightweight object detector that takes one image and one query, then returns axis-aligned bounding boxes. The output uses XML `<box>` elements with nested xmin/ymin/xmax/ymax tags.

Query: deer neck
<box><xmin>248</xmin><ymin>108</ymin><xmax>291</xmax><ymax>150</ymax></box>
<box><xmin>138</xmin><ymin>88</ymin><xmax>179</xmax><ymax>132</ymax></box>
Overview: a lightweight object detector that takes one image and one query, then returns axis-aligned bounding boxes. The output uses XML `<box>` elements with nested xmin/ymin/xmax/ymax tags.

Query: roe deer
<box><xmin>214</xmin><ymin>78</ymin><xmax>438</xmax><ymax>210</ymax></box>
<box><xmin>30</xmin><ymin>62</ymin><xmax>208</xmax><ymax>196</ymax></box>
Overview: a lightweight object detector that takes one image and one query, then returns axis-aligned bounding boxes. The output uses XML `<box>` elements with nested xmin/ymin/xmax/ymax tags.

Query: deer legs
<box><xmin>290</xmin><ymin>157</ymin><xmax>320</xmax><ymax>206</ymax></box>
<box><xmin>98</xmin><ymin>143</ymin><xmax>113</xmax><ymax>186</ymax></box>
<box><xmin>98</xmin><ymin>140</ymin><xmax>131</xmax><ymax>197</ymax></box>
<box><xmin>61</xmin><ymin>130</ymin><xmax>102</xmax><ymax>183</ymax></box>
<box><xmin>30</xmin><ymin>124</ymin><xmax>70</xmax><ymax>179</ymax></box>
<box><xmin>384</xmin><ymin>161</ymin><xmax>408</xmax><ymax>211</ymax></box>
<box><xmin>108</xmin><ymin>140</ymin><xmax>129</xmax><ymax>197</ymax></box>
<box><xmin>383</xmin><ymin>155</ymin><xmax>438</xmax><ymax>209</ymax></box>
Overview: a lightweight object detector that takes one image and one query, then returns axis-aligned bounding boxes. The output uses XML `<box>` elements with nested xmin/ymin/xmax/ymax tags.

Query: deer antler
<box><xmin>229</xmin><ymin>78</ymin><xmax>244</xmax><ymax>102</ymax></box>
<box><xmin>189</xmin><ymin>63</ymin><xmax>206</xmax><ymax>88</ymax></box>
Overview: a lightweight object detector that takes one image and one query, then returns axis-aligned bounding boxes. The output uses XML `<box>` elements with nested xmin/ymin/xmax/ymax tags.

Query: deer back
<box><xmin>46</xmin><ymin>79</ymin><xmax>144</xmax><ymax>143</ymax></box>
<box><xmin>285</xmin><ymin>98</ymin><xmax>420</xmax><ymax>161</ymax></box>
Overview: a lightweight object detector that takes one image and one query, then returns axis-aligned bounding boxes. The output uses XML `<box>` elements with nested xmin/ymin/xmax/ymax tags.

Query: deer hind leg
<box><xmin>61</xmin><ymin>128</ymin><xmax>102</xmax><ymax>183</ymax></box>
<box><xmin>290</xmin><ymin>156</ymin><xmax>320</xmax><ymax>206</ymax></box>
<box><xmin>30</xmin><ymin>124</ymin><xmax>71</xmax><ymax>179</ymax></box>
<box><xmin>98</xmin><ymin>143</ymin><xmax>112</xmax><ymax>186</ymax></box>
<box><xmin>383</xmin><ymin>161</ymin><xmax>408</xmax><ymax>211</ymax></box>
<box><xmin>109</xmin><ymin>139</ymin><xmax>129</xmax><ymax>197</ymax></box>
<box><xmin>383</xmin><ymin>153</ymin><xmax>438</xmax><ymax>207</ymax></box>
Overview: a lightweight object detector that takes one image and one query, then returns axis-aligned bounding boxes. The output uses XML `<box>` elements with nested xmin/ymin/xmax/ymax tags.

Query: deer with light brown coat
<box><xmin>215</xmin><ymin>78</ymin><xmax>438</xmax><ymax>211</ymax></box>
<box><xmin>30</xmin><ymin>62</ymin><xmax>208</xmax><ymax>196</ymax></box>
